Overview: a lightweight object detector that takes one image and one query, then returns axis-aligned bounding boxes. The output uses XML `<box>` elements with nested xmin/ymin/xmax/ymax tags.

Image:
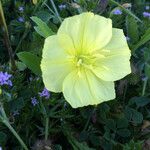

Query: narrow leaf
<box><xmin>126</xmin><ymin>15</ymin><xmax>139</xmax><ymax>44</ymax></box>
<box><xmin>110</xmin><ymin>0</ymin><xmax>142</xmax><ymax>23</ymax></box>
<box><xmin>133</xmin><ymin>28</ymin><xmax>150</xmax><ymax>51</ymax></box>
<box><xmin>31</xmin><ymin>16</ymin><xmax>54</xmax><ymax>38</ymax></box>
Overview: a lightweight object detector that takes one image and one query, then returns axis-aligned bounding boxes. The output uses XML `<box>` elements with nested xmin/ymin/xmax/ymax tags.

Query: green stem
<box><xmin>0</xmin><ymin>0</ymin><xmax>16</xmax><ymax>71</ymax></box>
<box><xmin>49</xmin><ymin>0</ymin><xmax>62</xmax><ymax>23</ymax></box>
<box><xmin>110</xmin><ymin>0</ymin><xmax>142</xmax><ymax>23</ymax></box>
<box><xmin>2</xmin><ymin>120</ymin><xmax>29</xmax><ymax>150</ymax></box>
<box><xmin>45</xmin><ymin>117</ymin><xmax>49</xmax><ymax>140</ymax></box>
<box><xmin>39</xmin><ymin>99</ymin><xmax>49</xmax><ymax>141</ymax></box>
<box><xmin>83</xmin><ymin>108</ymin><xmax>96</xmax><ymax>131</ymax></box>
<box><xmin>0</xmin><ymin>105</ymin><xmax>28</xmax><ymax>150</ymax></box>
<box><xmin>142</xmin><ymin>78</ymin><xmax>148</xmax><ymax>96</ymax></box>
<box><xmin>14</xmin><ymin>27</ymin><xmax>29</xmax><ymax>54</ymax></box>
<box><xmin>14</xmin><ymin>0</ymin><xmax>42</xmax><ymax>55</ymax></box>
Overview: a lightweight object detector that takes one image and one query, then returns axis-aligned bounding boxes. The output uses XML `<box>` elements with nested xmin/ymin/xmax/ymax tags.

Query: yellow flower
<box><xmin>41</xmin><ymin>12</ymin><xmax>131</xmax><ymax>108</ymax></box>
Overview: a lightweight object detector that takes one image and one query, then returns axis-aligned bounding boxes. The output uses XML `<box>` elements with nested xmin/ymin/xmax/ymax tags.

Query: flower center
<box><xmin>75</xmin><ymin>55</ymin><xmax>96</xmax><ymax>70</ymax></box>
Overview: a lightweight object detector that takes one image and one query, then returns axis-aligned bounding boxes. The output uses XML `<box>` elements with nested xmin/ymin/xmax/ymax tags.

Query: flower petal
<box><xmin>41</xmin><ymin>35</ymin><xmax>74</xmax><ymax>92</ymax></box>
<box><xmin>101</xmin><ymin>28</ymin><xmax>131</xmax><ymax>55</ymax></box>
<box><xmin>63</xmin><ymin>69</ymin><xmax>115</xmax><ymax>108</ymax></box>
<box><xmin>58</xmin><ymin>12</ymin><xmax>112</xmax><ymax>54</ymax></box>
<box><xmin>93</xmin><ymin>28</ymin><xmax>131</xmax><ymax>81</ymax></box>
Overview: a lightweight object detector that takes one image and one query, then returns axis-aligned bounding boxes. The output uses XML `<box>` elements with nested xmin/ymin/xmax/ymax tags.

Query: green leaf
<box><xmin>117</xmin><ymin>129</ymin><xmax>131</xmax><ymax>137</ymax></box>
<box><xmin>63</xmin><ymin>130</ymin><xmax>95</xmax><ymax>150</ymax></box>
<box><xmin>129</xmin><ymin>97</ymin><xmax>150</xmax><ymax>108</ymax></box>
<box><xmin>105</xmin><ymin>119</ymin><xmax>116</xmax><ymax>130</ymax></box>
<box><xmin>125</xmin><ymin>107</ymin><xmax>143</xmax><ymax>124</ymax></box>
<box><xmin>0</xmin><ymin>132</ymin><xmax>7</xmax><ymax>144</ymax></box>
<box><xmin>17</xmin><ymin>52</ymin><xmax>41</xmax><ymax>76</ymax></box>
<box><xmin>89</xmin><ymin>135</ymin><xmax>101</xmax><ymax>147</ymax></box>
<box><xmin>8</xmin><ymin>98</ymin><xmax>25</xmax><ymax>112</ymax></box>
<box><xmin>0</xmin><ymin>132</ymin><xmax>7</xmax><ymax>145</ymax></box>
<box><xmin>31</xmin><ymin>16</ymin><xmax>54</xmax><ymax>38</ymax></box>
<box><xmin>126</xmin><ymin>15</ymin><xmax>139</xmax><ymax>44</ymax></box>
<box><xmin>132</xmin><ymin>110</ymin><xmax>143</xmax><ymax>124</ymax></box>
<box><xmin>16</xmin><ymin>61</ymin><xmax>27</xmax><ymax>71</ymax></box>
<box><xmin>145</xmin><ymin>64</ymin><xmax>150</xmax><ymax>78</ymax></box>
<box><xmin>116</xmin><ymin>118</ymin><xmax>129</xmax><ymax>129</ymax></box>
<box><xmin>123</xmin><ymin>140</ymin><xmax>143</xmax><ymax>150</ymax></box>
<box><xmin>133</xmin><ymin>27</ymin><xmax>150</xmax><ymax>51</ymax></box>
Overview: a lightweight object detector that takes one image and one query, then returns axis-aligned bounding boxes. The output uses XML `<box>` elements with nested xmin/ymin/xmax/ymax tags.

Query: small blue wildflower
<box><xmin>0</xmin><ymin>72</ymin><xmax>12</xmax><ymax>86</ymax></box>
<box><xmin>31</xmin><ymin>97</ymin><xmax>38</xmax><ymax>106</ymax></box>
<box><xmin>13</xmin><ymin>110</ymin><xmax>20</xmax><ymax>116</ymax></box>
<box><xmin>141</xmin><ymin>75</ymin><xmax>148</xmax><ymax>81</ymax></box>
<box><xmin>39</xmin><ymin>88</ymin><xmax>50</xmax><ymax>99</ymax></box>
<box><xmin>145</xmin><ymin>6</ymin><xmax>150</xmax><ymax>10</ymax></box>
<box><xmin>29</xmin><ymin>77</ymin><xmax>33</xmax><ymax>81</ymax></box>
<box><xmin>0</xmin><ymin>147</ymin><xmax>2</xmax><ymax>150</ymax></box>
<box><xmin>113</xmin><ymin>9</ymin><xmax>122</xmax><ymax>15</ymax></box>
<box><xmin>18</xmin><ymin>6</ymin><xmax>24</xmax><ymax>12</ymax></box>
<box><xmin>59</xmin><ymin>4</ymin><xmax>66</xmax><ymax>10</ymax></box>
<box><xmin>64</xmin><ymin>102</ymin><xmax>67</xmax><ymax>108</ymax></box>
<box><xmin>126</xmin><ymin>36</ymin><xmax>130</xmax><ymax>41</ymax></box>
<box><xmin>143</xmin><ymin>12</ymin><xmax>150</xmax><ymax>18</ymax></box>
<box><xmin>18</xmin><ymin>17</ymin><xmax>25</xmax><ymax>23</ymax></box>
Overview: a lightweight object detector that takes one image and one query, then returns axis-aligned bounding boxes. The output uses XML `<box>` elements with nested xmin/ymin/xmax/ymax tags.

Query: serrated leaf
<box><xmin>116</xmin><ymin>118</ymin><xmax>129</xmax><ymax>129</ymax></box>
<box><xmin>17</xmin><ymin>52</ymin><xmax>41</xmax><ymax>76</ymax></box>
<box><xmin>129</xmin><ymin>97</ymin><xmax>150</xmax><ymax>108</ymax></box>
<box><xmin>105</xmin><ymin>119</ymin><xmax>116</xmax><ymax>130</ymax></box>
<box><xmin>126</xmin><ymin>15</ymin><xmax>139</xmax><ymax>44</ymax></box>
<box><xmin>117</xmin><ymin>129</ymin><xmax>131</xmax><ymax>137</ymax></box>
<box><xmin>125</xmin><ymin>107</ymin><xmax>143</xmax><ymax>124</ymax></box>
<box><xmin>31</xmin><ymin>16</ymin><xmax>54</xmax><ymax>38</ymax></box>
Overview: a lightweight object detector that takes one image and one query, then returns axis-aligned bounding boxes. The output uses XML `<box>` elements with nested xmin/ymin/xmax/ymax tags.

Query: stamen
<box><xmin>77</xmin><ymin>59</ymin><xmax>82</xmax><ymax>66</ymax></box>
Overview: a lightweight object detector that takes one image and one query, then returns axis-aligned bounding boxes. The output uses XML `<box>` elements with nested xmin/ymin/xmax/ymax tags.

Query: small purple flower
<box><xmin>13</xmin><ymin>110</ymin><xmax>20</xmax><ymax>116</ymax></box>
<box><xmin>145</xmin><ymin>6</ymin><xmax>150</xmax><ymax>10</ymax></box>
<box><xmin>0</xmin><ymin>147</ymin><xmax>2</xmax><ymax>150</ymax></box>
<box><xmin>64</xmin><ymin>102</ymin><xmax>67</xmax><ymax>108</ymax></box>
<box><xmin>18</xmin><ymin>6</ymin><xmax>24</xmax><ymax>12</ymax></box>
<box><xmin>0</xmin><ymin>72</ymin><xmax>12</xmax><ymax>86</ymax></box>
<box><xmin>126</xmin><ymin>36</ymin><xmax>130</xmax><ymax>41</ymax></box>
<box><xmin>59</xmin><ymin>4</ymin><xmax>66</xmax><ymax>10</ymax></box>
<box><xmin>113</xmin><ymin>9</ymin><xmax>122</xmax><ymax>15</ymax></box>
<box><xmin>31</xmin><ymin>97</ymin><xmax>38</xmax><ymax>106</ymax></box>
<box><xmin>141</xmin><ymin>75</ymin><xmax>148</xmax><ymax>81</ymax></box>
<box><xmin>18</xmin><ymin>17</ymin><xmax>25</xmax><ymax>23</ymax></box>
<box><xmin>143</xmin><ymin>12</ymin><xmax>150</xmax><ymax>18</ymax></box>
<box><xmin>29</xmin><ymin>77</ymin><xmax>33</xmax><ymax>81</ymax></box>
<box><xmin>39</xmin><ymin>88</ymin><xmax>50</xmax><ymax>99</ymax></box>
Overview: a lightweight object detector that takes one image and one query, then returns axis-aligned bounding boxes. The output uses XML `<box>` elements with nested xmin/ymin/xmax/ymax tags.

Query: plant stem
<box><xmin>0</xmin><ymin>104</ymin><xmax>29</xmax><ymax>150</ymax></box>
<box><xmin>110</xmin><ymin>0</ymin><xmax>142</xmax><ymax>23</ymax></box>
<box><xmin>49</xmin><ymin>0</ymin><xmax>62</xmax><ymax>23</ymax></box>
<box><xmin>45</xmin><ymin>117</ymin><xmax>49</xmax><ymax>140</ymax></box>
<box><xmin>14</xmin><ymin>27</ymin><xmax>29</xmax><ymax>54</ymax></box>
<box><xmin>0</xmin><ymin>0</ymin><xmax>16</xmax><ymax>71</ymax></box>
<box><xmin>142</xmin><ymin>78</ymin><xmax>148</xmax><ymax>96</ymax></box>
<box><xmin>83</xmin><ymin>108</ymin><xmax>96</xmax><ymax>131</ymax></box>
<box><xmin>2</xmin><ymin>120</ymin><xmax>29</xmax><ymax>150</ymax></box>
<box><xmin>14</xmin><ymin>0</ymin><xmax>42</xmax><ymax>55</ymax></box>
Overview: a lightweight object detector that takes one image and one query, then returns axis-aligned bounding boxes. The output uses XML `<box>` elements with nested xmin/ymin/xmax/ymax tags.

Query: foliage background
<box><xmin>0</xmin><ymin>0</ymin><xmax>150</xmax><ymax>149</ymax></box>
